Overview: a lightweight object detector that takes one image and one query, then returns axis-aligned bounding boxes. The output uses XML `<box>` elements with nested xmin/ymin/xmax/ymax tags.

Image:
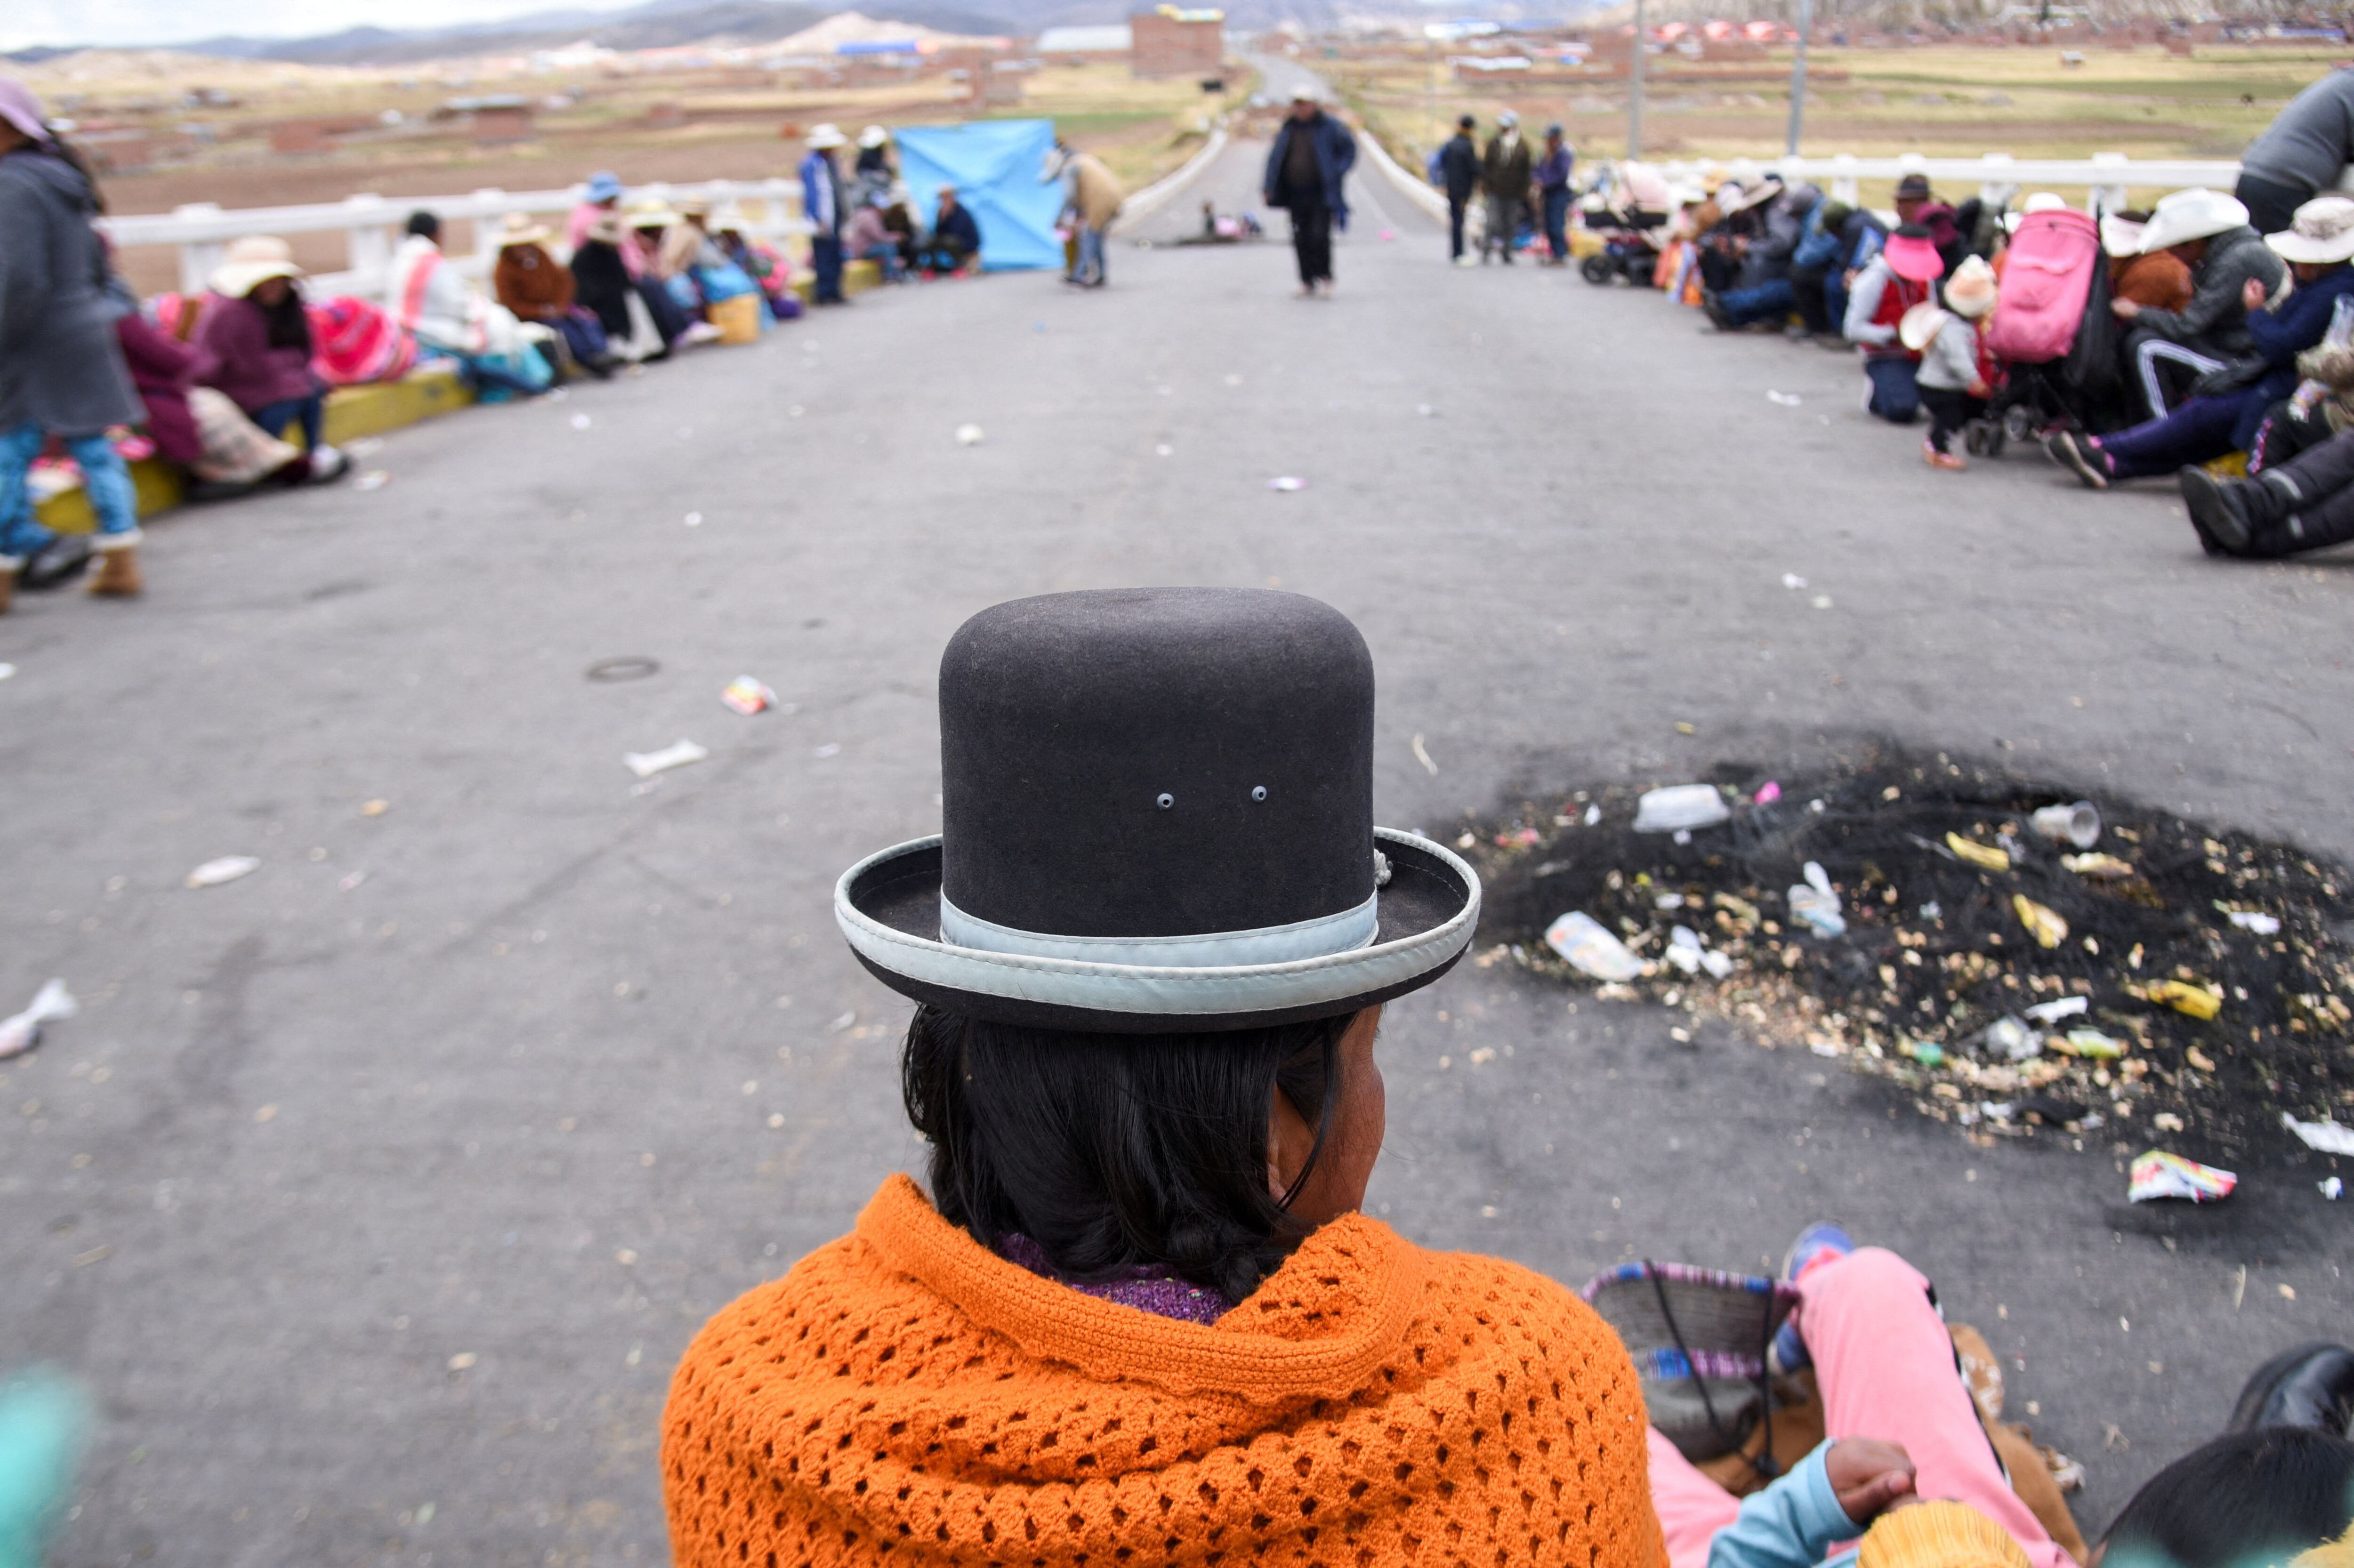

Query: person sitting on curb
<box><xmin>1650</xmin><ymin>1222</ymin><xmax>2081</xmax><ymax>1568</ymax></box>
<box><xmin>2049</xmin><ymin>195</ymin><xmax>2354</xmax><ymax>490</ymax></box>
<box><xmin>386</xmin><ymin>210</ymin><xmax>556</xmax><ymax>396</ymax></box>
<box><xmin>913</xmin><ymin>184</ymin><xmax>982</xmax><ymax>275</ymax></box>
<box><xmin>1844</xmin><ymin>223</ymin><xmax>1944</xmax><ymax>424</ymax></box>
<box><xmin>843</xmin><ymin>193</ymin><xmax>905</xmax><ymax>283</ymax></box>
<box><xmin>490</xmin><ymin>212</ymin><xmax>615</xmax><ymax>379</ymax></box>
<box><xmin>2112</xmin><ymin>187</ymin><xmax>2288</xmax><ymax>419</ymax></box>
<box><xmin>660</xmin><ymin>587</ymin><xmax>1669</xmax><ymax>1568</ymax></box>
<box><xmin>188</xmin><ymin>237</ymin><xmax>347</xmax><ymax>484</ymax></box>
<box><xmin>1913</xmin><ymin>255</ymin><xmax>1999</xmax><ymax>471</ymax></box>
<box><xmin>2182</xmin><ymin>420</ymin><xmax>2354</xmax><ymax>558</ymax></box>
<box><xmin>0</xmin><ymin>77</ymin><xmax>148</xmax><ymax>606</ymax></box>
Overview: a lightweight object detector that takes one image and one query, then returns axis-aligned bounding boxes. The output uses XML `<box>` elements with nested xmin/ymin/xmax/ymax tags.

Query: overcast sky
<box><xmin>2</xmin><ymin>0</ymin><xmax>644</xmax><ymax>52</ymax></box>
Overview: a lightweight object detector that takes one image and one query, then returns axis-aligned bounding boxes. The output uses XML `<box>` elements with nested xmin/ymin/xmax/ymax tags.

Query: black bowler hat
<box><xmin>835</xmin><ymin>588</ymin><xmax>1481</xmax><ymax>1033</ymax></box>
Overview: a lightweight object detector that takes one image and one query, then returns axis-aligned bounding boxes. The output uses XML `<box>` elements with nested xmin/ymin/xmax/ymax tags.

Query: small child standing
<box><xmin>1912</xmin><ymin>255</ymin><xmax>1999</xmax><ymax>471</ymax></box>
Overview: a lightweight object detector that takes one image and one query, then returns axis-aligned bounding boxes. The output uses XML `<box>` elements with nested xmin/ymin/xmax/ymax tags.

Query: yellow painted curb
<box><xmin>34</xmin><ymin>366</ymin><xmax>476</xmax><ymax>534</ymax></box>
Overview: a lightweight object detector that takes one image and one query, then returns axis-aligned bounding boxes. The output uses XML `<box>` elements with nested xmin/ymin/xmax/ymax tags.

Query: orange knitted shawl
<box><xmin>662</xmin><ymin>1175</ymin><xmax>1665</xmax><ymax>1568</ymax></box>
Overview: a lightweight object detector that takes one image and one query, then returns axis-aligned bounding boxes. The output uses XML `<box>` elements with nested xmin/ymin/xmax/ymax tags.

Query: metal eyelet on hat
<box><xmin>1156</xmin><ymin>793</ymin><xmax>1174</xmax><ymax>810</ymax></box>
<box><xmin>1251</xmin><ymin>786</ymin><xmax>1268</xmax><ymax>802</ymax></box>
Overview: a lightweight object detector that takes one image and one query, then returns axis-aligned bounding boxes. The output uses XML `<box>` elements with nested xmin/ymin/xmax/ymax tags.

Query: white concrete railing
<box><xmin>100</xmin><ymin>179</ymin><xmax>813</xmax><ymax>300</ymax></box>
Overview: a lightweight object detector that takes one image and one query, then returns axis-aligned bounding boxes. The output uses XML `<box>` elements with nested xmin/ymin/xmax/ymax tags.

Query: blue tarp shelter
<box><xmin>893</xmin><ymin>119</ymin><xmax>1063</xmax><ymax>272</ymax></box>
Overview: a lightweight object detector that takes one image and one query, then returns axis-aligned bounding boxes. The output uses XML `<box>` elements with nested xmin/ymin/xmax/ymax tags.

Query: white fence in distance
<box><xmin>100</xmin><ymin>179</ymin><xmax>814</xmax><ymax>301</ymax></box>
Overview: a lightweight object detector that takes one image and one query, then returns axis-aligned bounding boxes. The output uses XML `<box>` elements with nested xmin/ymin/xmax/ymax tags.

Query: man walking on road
<box><xmin>1436</xmin><ymin>114</ymin><xmax>1480</xmax><ymax>267</ymax></box>
<box><xmin>1481</xmin><ymin>111</ymin><xmax>1532</xmax><ymax>264</ymax></box>
<box><xmin>1262</xmin><ymin>86</ymin><xmax>1356</xmax><ymax>298</ymax></box>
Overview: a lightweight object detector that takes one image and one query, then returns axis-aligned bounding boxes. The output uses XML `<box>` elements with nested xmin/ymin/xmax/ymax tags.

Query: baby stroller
<box><xmin>1576</xmin><ymin>193</ymin><xmax>1669</xmax><ymax>285</ymax></box>
<box><xmin>1974</xmin><ymin>208</ymin><xmax>2127</xmax><ymax>454</ymax></box>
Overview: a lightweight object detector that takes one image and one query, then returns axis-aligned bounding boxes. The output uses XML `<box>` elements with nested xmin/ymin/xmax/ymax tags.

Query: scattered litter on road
<box><xmin>0</xmin><ymin>664</ymin><xmax>15</xmax><ymax>681</ymax></box>
<box><xmin>2227</xmin><ymin>909</ymin><xmax>2283</xmax><ymax>935</ymax></box>
<box><xmin>788</xmin><ymin>404</ymin><xmax>805</xmax><ymax>418</ymax></box>
<box><xmin>186</xmin><ymin>856</ymin><xmax>260</xmax><ymax>889</ymax></box>
<box><xmin>2282</xmin><ymin>1112</ymin><xmax>2354</xmax><ymax>1156</ymax></box>
<box><xmin>1224</xmin><ymin>373</ymin><xmax>1242</xmax><ymax>386</ymax></box>
<box><xmin>585</xmin><ymin>656</ymin><xmax>660</xmax><ymax>683</ymax></box>
<box><xmin>1781</xmin><ymin>573</ymin><xmax>1807</xmax><ymax>589</ymax></box>
<box><xmin>570</xmin><ymin>413</ymin><xmax>592</xmax><ymax>430</ymax></box>
<box><xmin>1788</xmin><ymin>861</ymin><xmax>1847</xmax><ymax>937</ymax></box>
<box><xmin>1634</xmin><ymin>785</ymin><xmax>1730</xmax><ymax>834</ymax></box>
<box><xmin>827</xmin><ymin>1010</ymin><xmax>857</xmax><ymax>1035</ymax></box>
<box><xmin>1810</xmin><ymin>594</ymin><xmax>1834</xmax><ymax>610</ymax></box>
<box><xmin>345</xmin><ymin>437</ymin><xmax>384</xmax><ymax>457</ymax></box>
<box><xmin>1984</xmin><ymin>1016</ymin><xmax>2043</xmax><ymax>1062</ymax></box>
<box><xmin>1416</xmin><ymin>403</ymin><xmax>1437</xmax><ymax>417</ymax></box>
<box><xmin>351</xmin><ymin>470</ymin><xmax>391</xmax><ymax>491</ymax></box>
<box><xmin>720</xmin><ymin>676</ymin><xmax>775</xmax><ymax>716</ymax></box>
<box><xmin>1410</xmin><ymin>733</ymin><xmax>1437</xmax><ymax>775</ymax></box>
<box><xmin>2128</xmin><ymin>1150</ymin><xmax>2236</xmax><ymax>1204</ymax></box>
<box><xmin>814</xmin><ymin>742</ymin><xmax>841</xmax><ymax>758</ymax></box>
<box><xmin>339</xmin><ymin>869</ymin><xmax>367</xmax><ymax>892</ymax></box>
<box><xmin>360</xmin><ymin>799</ymin><xmax>389</xmax><ymax>817</ymax></box>
<box><xmin>1155</xmin><ymin>444</ymin><xmax>1173</xmax><ymax>457</ymax></box>
<box><xmin>0</xmin><ymin>978</ymin><xmax>77</xmax><ymax>1061</ymax></box>
<box><xmin>1378</xmin><ymin>228</ymin><xmax>1396</xmax><ymax>241</ymax></box>
<box><xmin>1459</xmin><ymin>747</ymin><xmax>2354</xmax><ymax>1160</ymax></box>
<box><xmin>1545</xmin><ymin>912</ymin><xmax>1645</xmax><ymax>981</ymax></box>
<box><xmin>2063</xmin><ymin>852</ymin><xmax>2135</xmax><ymax>879</ymax></box>
<box><xmin>1268</xmin><ymin>475</ymin><xmax>1306</xmax><ymax>491</ymax></box>
<box><xmin>2031</xmin><ymin>801</ymin><xmax>2102</xmax><ymax>848</ymax></box>
<box><xmin>683</xmin><ymin>511</ymin><xmax>703</xmax><ymax>528</ymax></box>
<box><xmin>955</xmin><ymin>424</ymin><xmax>984</xmax><ymax>446</ymax></box>
<box><xmin>624</xmin><ymin>740</ymin><xmax>708</xmax><ymax>779</ymax></box>
<box><xmin>2324</xmin><ymin>1176</ymin><xmax>2345</xmax><ymax>1199</ymax></box>
<box><xmin>1767</xmin><ymin>390</ymin><xmax>1803</xmax><ymax>406</ymax></box>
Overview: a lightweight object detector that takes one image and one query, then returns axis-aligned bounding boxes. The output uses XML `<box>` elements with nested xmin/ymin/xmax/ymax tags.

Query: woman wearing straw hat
<box><xmin>660</xmin><ymin>587</ymin><xmax>1670</xmax><ymax>1567</ymax></box>
<box><xmin>190</xmin><ymin>235</ymin><xmax>349</xmax><ymax>484</ymax></box>
<box><xmin>491</xmin><ymin>212</ymin><xmax>615</xmax><ymax>379</ymax></box>
<box><xmin>800</xmin><ymin>124</ymin><xmax>850</xmax><ymax>305</ymax></box>
<box><xmin>0</xmin><ymin>76</ymin><xmax>148</xmax><ymax>606</ymax></box>
<box><xmin>1842</xmin><ymin>222</ymin><xmax>1945</xmax><ymax>424</ymax></box>
<box><xmin>2050</xmin><ymin>194</ymin><xmax>2354</xmax><ymax>491</ymax></box>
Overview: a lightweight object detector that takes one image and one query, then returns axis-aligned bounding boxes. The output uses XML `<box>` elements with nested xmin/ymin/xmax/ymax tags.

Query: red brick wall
<box><xmin>1132</xmin><ymin>13</ymin><xmax>1223</xmax><ymax>78</ymax></box>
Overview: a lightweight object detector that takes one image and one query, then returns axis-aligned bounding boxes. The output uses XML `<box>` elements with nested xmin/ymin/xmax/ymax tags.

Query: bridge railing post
<box><xmin>2088</xmin><ymin>153</ymin><xmax>2130</xmax><ymax>217</ymax></box>
<box><xmin>171</xmin><ymin>203</ymin><xmax>224</xmax><ymax>298</ymax></box>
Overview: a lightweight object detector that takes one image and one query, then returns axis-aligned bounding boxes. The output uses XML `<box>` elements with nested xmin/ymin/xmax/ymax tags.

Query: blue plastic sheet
<box><xmin>893</xmin><ymin>119</ymin><xmax>1064</xmax><ymax>273</ymax></box>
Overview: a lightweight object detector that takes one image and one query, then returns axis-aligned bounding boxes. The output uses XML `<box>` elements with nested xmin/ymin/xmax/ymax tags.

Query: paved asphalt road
<box><xmin>5</xmin><ymin>115</ymin><xmax>2352</xmax><ymax>1566</ymax></box>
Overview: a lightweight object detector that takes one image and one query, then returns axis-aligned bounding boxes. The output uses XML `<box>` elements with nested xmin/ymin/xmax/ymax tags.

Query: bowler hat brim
<box><xmin>837</xmin><ymin>828</ymin><xmax>1481</xmax><ymax>1033</ymax></box>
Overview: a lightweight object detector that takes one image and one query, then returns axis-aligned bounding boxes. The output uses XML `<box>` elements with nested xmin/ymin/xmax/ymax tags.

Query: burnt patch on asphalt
<box><xmin>1457</xmin><ymin>745</ymin><xmax>2354</xmax><ymax>1181</ymax></box>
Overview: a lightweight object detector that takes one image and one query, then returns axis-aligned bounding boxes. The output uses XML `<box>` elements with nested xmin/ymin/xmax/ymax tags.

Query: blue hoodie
<box><xmin>1706</xmin><ymin>1446</ymin><xmax>1863</xmax><ymax>1568</ymax></box>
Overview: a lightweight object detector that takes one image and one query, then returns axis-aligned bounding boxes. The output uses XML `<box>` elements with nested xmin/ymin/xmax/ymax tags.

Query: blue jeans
<box><xmin>2092</xmin><ymin>389</ymin><xmax>2261</xmax><ymax>480</ymax></box>
<box><xmin>1073</xmin><ymin>223</ymin><xmax>1106</xmax><ymax>286</ymax></box>
<box><xmin>249</xmin><ymin>393</ymin><xmax>325</xmax><ymax>453</ymax></box>
<box><xmin>0</xmin><ymin>423</ymin><xmax>138</xmax><ymax>564</ymax></box>
<box><xmin>1863</xmin><ymin>357</ymin><xmax>1920</xmax><ymax>424</ymax></box>
<box><xmin>1720</xmin><ymin>277</ymin><xmax>1796</xmax><ymax>327</ymax></box>
<box><xmin>811</xmin><ymin>235</ymin><xmax>845</xmax><ymax>302</ymax></box>
<box><xmin>1541</xmin><ymin>187</ymin><xmax>1572</xmax><ymax>260</ymax></box>
<box><xmin>855</xmin><ymin>242</ymin><xmax>905</xmax><ymax>283</ymax></box>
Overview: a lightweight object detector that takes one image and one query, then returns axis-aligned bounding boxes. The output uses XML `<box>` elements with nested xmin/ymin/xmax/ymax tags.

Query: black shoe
<box><xmin>583</xmin><ymin>355</ymin><xmax>618</xmax><ymax>381</ymax></box>
<box><xmin>1701</xmin><ymin>289</ymin><xmax>1733</xmax><ymax>330</ymax></box>
<box><xmin>2179</xmin><ymin>465</ymin><xmax>2254</xmax><ymax>555</ymax></box>
<box><xmin>2046</xmin><ymin>429</ymin><xmax>2109</xmax><ymax>490</ymax></box>
<box><xmin>2227</xmin><ymin>1342</ymin><xmax>2354</xmax><ymax>1436</ymax></box>
<box><xmin>18</xmin><ymin>533</ymin><xmax>93</xmax><ymax>590</ymax></box>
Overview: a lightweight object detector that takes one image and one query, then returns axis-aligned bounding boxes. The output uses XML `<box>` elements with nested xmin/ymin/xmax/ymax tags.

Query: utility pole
<box><xmin>1628</xmin><ymin>0</ymin><xmax>1646</xmax><ymax>160</ymax></box>
<box><xmin>1785</xmin><ymin>0</ymin><xmax>1811</xmax><ymax>155</ymax></box>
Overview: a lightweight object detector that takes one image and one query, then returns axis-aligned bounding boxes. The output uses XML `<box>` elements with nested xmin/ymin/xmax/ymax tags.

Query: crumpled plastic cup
<box><xmin>1544</xmin><ymin>911</ymin><xmax>1645</xmax><ymax>981</ymax></box>
<box><xmin>1786</xmin><ymin>860</ymin><xmax>1845</xmax><ymax>938</ymax></box>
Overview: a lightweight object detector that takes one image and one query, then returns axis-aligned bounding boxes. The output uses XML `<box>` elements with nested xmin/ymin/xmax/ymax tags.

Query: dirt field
<box><xmin>1330</xmin><ymin>41</ymin><xmax>2349</xmax><ymax>182</ymax></box>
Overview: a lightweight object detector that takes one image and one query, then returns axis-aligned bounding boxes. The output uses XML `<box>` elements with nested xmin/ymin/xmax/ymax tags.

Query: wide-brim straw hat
<box><xmin>835</xmin><ymin>589</ymin><xmax>1481</xmax><ymax>1033</ymax></box>
<box><xmin>626</xmin><ymin>197</ymin><xmax>682</xmax><ymax>228</ymax></box>
<box><xmin>1899</xmin><ymin>300</ymin><xmax>1951</xmax><ymax>353</ymax></box>
<box><xmin>806</xmin><ymin>122</ymin><xmax>847</xmax><ymax>149</ymax></box>
<box><xmin>1944</xmin><ymin>253</ymin><xmax>1997</xmax><ymax>319</ymax></box>
<box><xmin>859</xmin><ymin>124</ymin><xmax>890</xmax><ymax>148</ymax></box>
<box><xmin>2268</xmin><ymin>195</ymin><xmax>2354</xmax><ymax>265</ymax></box>
<box><xmin>2003</xmin><ymin>191</ymin><xmax>2066</xmax><ymax>232</ymax></box>
<box><xmin>2100</xmin><ymin>213</ymin><xmax>2147</xmax><ymax>258</ymax></box>
<box><xmin>210</xmin><ymin>234</ymin><xmax>304</xmax><ymax>297</ymax></box>
<box><xmin>1883</xmin><ymin>229</ymin><xmax>1945</xmax><ymax>282</ymax></box>
<box><xmin>495</xmin><ymin>211</ymin><xmax>552</xmax><ymax>248</ymax></box>
<box><xmin>709</xmin><ymin>199</ymin><xmax>748</xmax><ymax>233</ymax></box>
<box><xmin>2140</xmin><ymin>188</ymin><xmax>2249</xmax><ymax>253</ymax></box>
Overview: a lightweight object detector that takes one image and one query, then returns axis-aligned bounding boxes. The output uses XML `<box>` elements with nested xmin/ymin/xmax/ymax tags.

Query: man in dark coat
<box><xmin>1478</xmin><ymin>110</ymin><xmax>1533</xmax><ymax>264</ymax></box>
<box><xmin>1435</xmin><ymin>115</ymin><xmax>1479</xmax><ymax>265</ymax></box>
<box><xmin>0</xmin><ymin>79</ymin><xmax>145</xmax><ymax>603</ymax></box>
<box><xmin>1260</xmin><ymin>86</ymin><xmax>1356</xmax><ymax>297</ymax></box>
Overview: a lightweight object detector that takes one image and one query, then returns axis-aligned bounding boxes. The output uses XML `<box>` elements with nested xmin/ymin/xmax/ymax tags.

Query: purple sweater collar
<box><xmin>998</xmin><ymin>1235</ymin><xmax>1236</xmax><ymax>1326</ymax></box>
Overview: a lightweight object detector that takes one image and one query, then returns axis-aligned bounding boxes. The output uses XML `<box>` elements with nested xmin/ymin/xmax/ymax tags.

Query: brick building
<box><xmin>1130</xmin><ymin>6</ymin><xmax>1225</xmax><ymax>78</ymax></box>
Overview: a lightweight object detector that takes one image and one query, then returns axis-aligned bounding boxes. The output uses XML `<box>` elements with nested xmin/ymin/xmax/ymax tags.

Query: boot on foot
<box><xmin>0</xmin><ymin>559</ymin><xmax>16</xmax><ymax>615</ymax></box>
<box><xmin>86</xmin><ymin>535</ymin><xmax>143</xmax><ymax>597</ymax></box>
